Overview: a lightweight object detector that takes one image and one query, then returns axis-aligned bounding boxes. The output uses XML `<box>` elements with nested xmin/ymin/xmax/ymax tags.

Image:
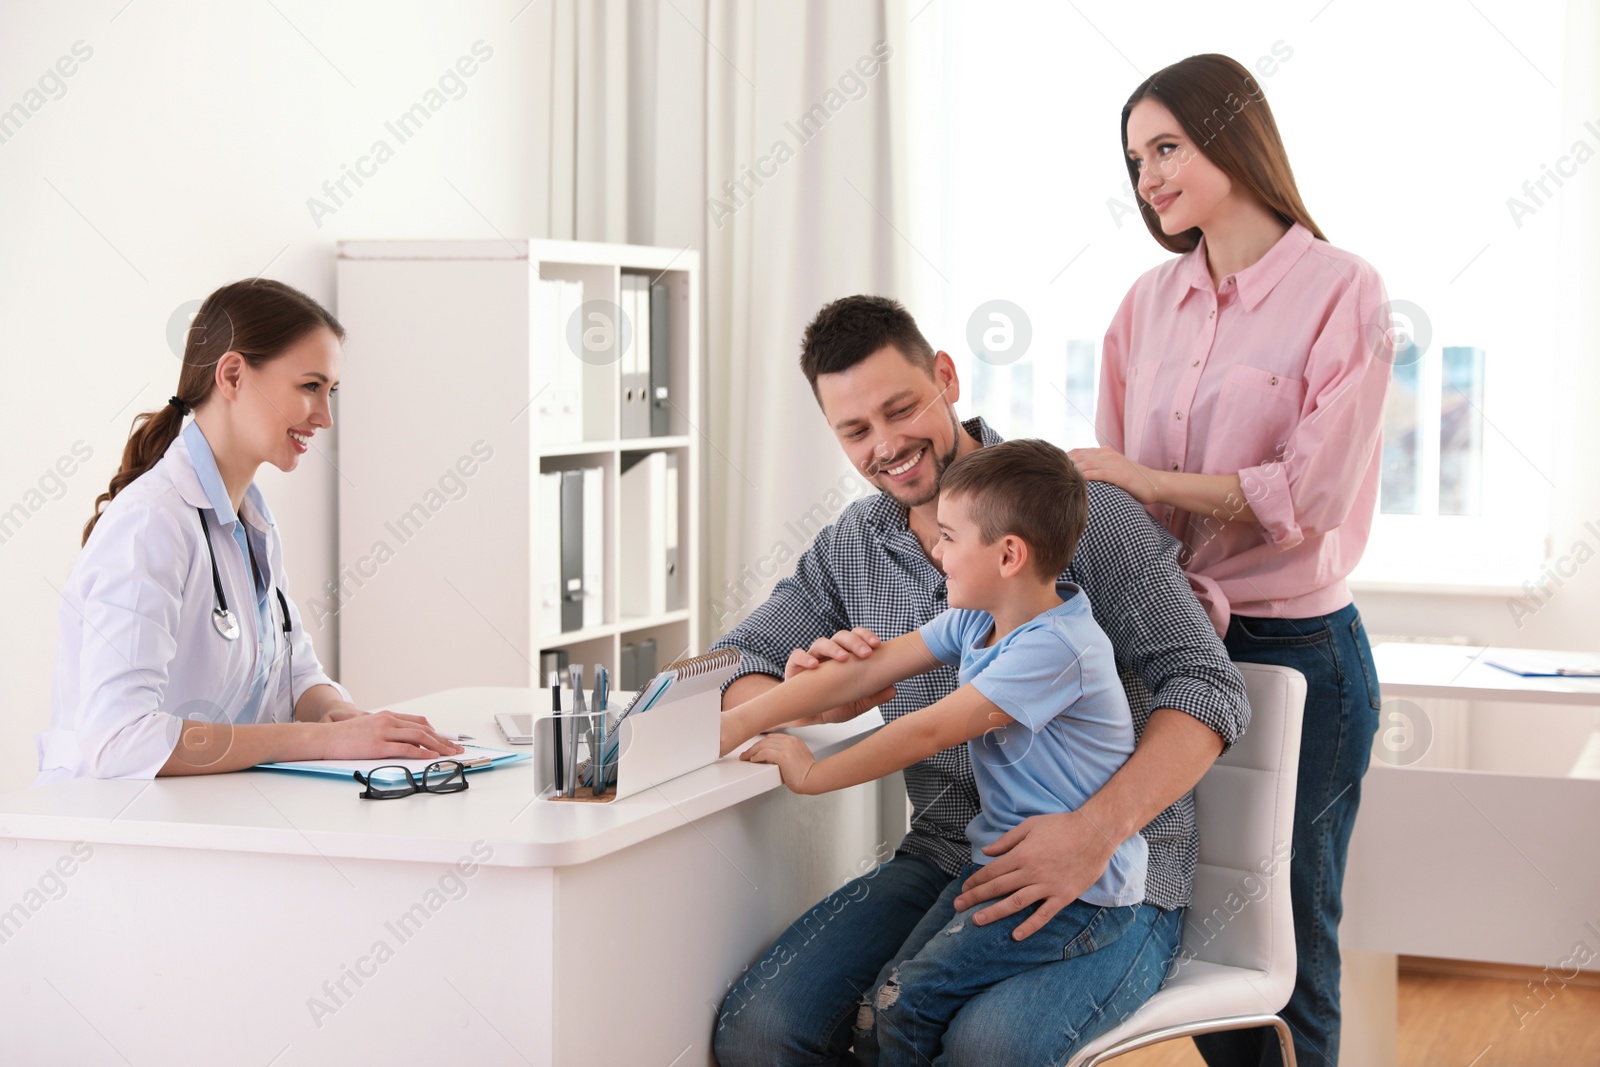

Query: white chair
<box><xmin>1066</xmin><ymin>663</ymin><xmax>1307</xmax><ymax>1067</ymax></box>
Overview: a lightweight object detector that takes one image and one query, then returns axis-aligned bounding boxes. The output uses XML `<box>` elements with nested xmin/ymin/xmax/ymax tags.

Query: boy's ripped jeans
<box><xmin>713</xmin><ymin>853</ymin><xmax>1182</xmax><ymax>1066</ymax></box>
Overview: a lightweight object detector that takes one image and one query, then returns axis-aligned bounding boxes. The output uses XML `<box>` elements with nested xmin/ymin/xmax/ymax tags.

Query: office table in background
<box><xmin>0</xmin><ymin>688</ymin><xmax>896</xmax><ymax>1066</ymax></box>
<box><xmin>1338</xmin><ymin>643</ymin><xmax>1600</xmax><ymax>1067</ymax></box>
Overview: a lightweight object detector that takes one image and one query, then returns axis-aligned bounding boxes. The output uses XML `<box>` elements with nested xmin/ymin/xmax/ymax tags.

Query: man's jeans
<box><xmin>1195</xmin><ymin>603</ymin><xmax>1382</xmax><ymax>1067</ymax></box>
<box><xmin>713</xmin><ymin>852</ymin><xmax>1184</xmax><ymax>1066</ymax></box>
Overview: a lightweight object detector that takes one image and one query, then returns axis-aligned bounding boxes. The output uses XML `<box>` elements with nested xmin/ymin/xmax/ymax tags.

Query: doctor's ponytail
<box><xmin>82</xmin><ymin>279</ymin><xmax>344</xmax><ymax>546</ymax></box>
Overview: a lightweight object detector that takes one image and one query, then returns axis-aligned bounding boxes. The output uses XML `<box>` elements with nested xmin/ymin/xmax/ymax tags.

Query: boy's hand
<box><xmin>741</xmin><ymin>733</ymin><xmax>818</xmax><ymax>793</ymax></box>
<box><xmin>775</xmin><ymin>628</ymin><xmax>896</xmax><ymax>727</ymax></box>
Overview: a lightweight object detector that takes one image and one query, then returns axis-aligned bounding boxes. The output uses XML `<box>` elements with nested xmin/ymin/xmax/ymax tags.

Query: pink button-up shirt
<box><xmin>1096</xmin><ymin>222</ymin><xmax>1393</xmax><ymax>635</ymax></box>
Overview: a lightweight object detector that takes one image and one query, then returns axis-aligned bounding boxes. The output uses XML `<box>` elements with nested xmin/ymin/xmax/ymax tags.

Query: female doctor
<box><xmin>36</xmin><ymin>279</ymin><xmax>464</xmax><ymax>782</ymax></box>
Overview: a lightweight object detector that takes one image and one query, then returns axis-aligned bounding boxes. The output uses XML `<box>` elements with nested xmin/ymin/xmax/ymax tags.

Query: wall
<box><xmin>0</xmin><ymin>1</ymin><xmax>552</xmax><ymax>791</ymax></box>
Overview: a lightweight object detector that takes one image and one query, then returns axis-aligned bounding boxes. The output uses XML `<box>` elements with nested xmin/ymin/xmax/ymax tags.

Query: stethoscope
<box><xmin>197</xmin><ymin>507</ymin><xmax>293</xmax><ymax>716</ymax></box>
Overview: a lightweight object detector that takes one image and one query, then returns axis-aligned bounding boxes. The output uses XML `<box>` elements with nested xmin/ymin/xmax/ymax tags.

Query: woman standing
<box><xmin>37</xmin><ymin>279</ymin><xmax>464</xmax><ymax>781</ymax></box>
<box><xmin>1071</xmin><ymin>54</ymin><xmax>1391</xmax><ymax>1067</ymax></box>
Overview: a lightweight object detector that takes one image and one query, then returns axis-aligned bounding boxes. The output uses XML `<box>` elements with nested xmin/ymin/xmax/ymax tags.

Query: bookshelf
<box><xmin>334</xmin><ymin>239</ymin><xmax>701</xmax><ymax>707</ymax></box>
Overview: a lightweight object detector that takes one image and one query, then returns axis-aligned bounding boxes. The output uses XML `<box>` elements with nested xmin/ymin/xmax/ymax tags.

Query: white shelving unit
<box><xmin>334</xmin><ymin>239</ymin><xmax>701</xmax><ymax>707</ymax></box>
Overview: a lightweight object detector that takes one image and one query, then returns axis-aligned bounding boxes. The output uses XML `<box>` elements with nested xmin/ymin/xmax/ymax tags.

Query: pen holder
<box><xmin>532</xmin><ymin>689</ymin><xmax>721</xmax><ymax>803</ymax></box>
<box><xmin>529</xmin><ymin>710</ymin><xmax>607</xmax><ymax>802</ymax></box>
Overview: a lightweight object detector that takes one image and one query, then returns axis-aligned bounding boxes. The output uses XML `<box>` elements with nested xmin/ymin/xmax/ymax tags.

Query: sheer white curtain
<box><xmin>700</xmin><ymin>1</ymin><xmax>907</xmax><ymax>640</ymax></box>
<box><xmin>533</xmin><ymin>0</ymin><xmax>908</xmax><ymax>644</ymax></box>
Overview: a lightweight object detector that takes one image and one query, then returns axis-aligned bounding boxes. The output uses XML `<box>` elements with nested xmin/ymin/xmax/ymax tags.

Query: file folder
<box><xmin>556</xmin><ymin>278</ymin><xmax>585</xmax><ymax>441</ymax></box>
<box><xmin>582</xmin><ymin>466</ymin><xmax>604</xmax><ymax>629</ymax></box>
<box><xmin>560</xmin><ymin>470</ymin><xmax>584</xmax><ymax>631</ymax></box>
<box><xmin>618</xmin><ymin>640</ymin><xmax>659</xmax><ymax>691</ymax></box>
<box><xmin>620</xmin><ymin>452</ymin><xmax>666</xmax><ymax>617</ymax></box>
<box><xmin>621</xmin><ymin>641</ymin><xmax>640</xmax><ymax>692</ymax></box>
<box><xmin>535</xmin><ymin>278</ymin><xmax>585</xmax><ymax>444</ymax></box>
<box><xmin>650</xmin><ymin>282</ymin><xmax>671</xmax><ymax>437</ymax></box>
<box><xmin>539</xmin><ymin>648</ymin><xmax>569</xmax><ymax>680</ymax></box>
<box><xmin>538</xmin><ymin>471</ymin><xmax>563</xmax><ymax>637</ymax></box>
<box><xmin>621</xmin><ymin>273</ymin><xmax>651</xmax><ymax>438</ymax></box>
<box><xmin>533</xmin><ymin>279</ymin><xmax>560</xmax><ymax>442</ymax></box>
<box><xmin>664</xmin><ymin>452</ymin><xmax>683</xmax><ymax>612</ymax></box>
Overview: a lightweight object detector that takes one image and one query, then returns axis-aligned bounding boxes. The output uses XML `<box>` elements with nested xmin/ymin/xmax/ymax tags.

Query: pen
<box><xmin>565</xmin><ymin>665</ymin><xmax>585</xmax><ymax>798</ymax></box>
<box><xmin>444</xmin><ymin>734</ymin><xmax>474</xmax><ymax>742</ymax></box>
<box><xmin>591</xmin><ymin>666</ymin><xmax>609</xmax><ymax>795</ymax></box>
<box><xmin>550</xmin><ymin>671</ymin><xmax>563</xmax><ymax>795</ymax></box>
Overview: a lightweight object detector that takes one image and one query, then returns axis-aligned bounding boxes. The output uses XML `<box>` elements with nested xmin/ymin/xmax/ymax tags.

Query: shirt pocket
<box><xmin>1208</xmin><ymin>363</ymin><xmax>1306</xmax><ymax>474</ymax></box>
<box><xmin>1123</xmin><ymin>360</ymin><xmax>1160</xmax><ymax>452</ymax></box>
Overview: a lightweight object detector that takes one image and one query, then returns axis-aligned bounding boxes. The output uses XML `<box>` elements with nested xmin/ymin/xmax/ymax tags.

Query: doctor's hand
<box><xmin>1067</xmin><ymin>447</ymin><xmax>1163</xmax><ymax>507</ymax></box>
<box><xmin>775</xmin><ymin>628</ymin><xmax>896</xmax><ymax>727</ymax></box>
<box><xmin>319</xmin><ymin>703</ymin><xmax>435</xmax><ymax>728</ymax></box>
<box><xmin>319</xmin><ymin>711</ymin><xmax>465</xmax><ymax>760</ymax></box>
<box><xmin>320</xmin><ymin>704</ymin><xmax>367</xmax><ymax>723</ymax></box>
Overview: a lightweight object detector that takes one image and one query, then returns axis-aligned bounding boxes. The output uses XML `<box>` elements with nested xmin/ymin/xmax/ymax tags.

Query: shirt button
<box><xmin>1174</xmin><ymin>411</ymin><xmax>1184</xmax><ymax>420</ymax></box>
<box><xmin>1270</xmin><ymin>376</ymin><xmax>1279</xmax><ymax>385</ymax></box>
<box><xmin>1170</xmin><ymin>462</ymin><xmax>1180</xmax><ymax>471</ymax></box>
<box><xmin>1191</xmin><ymin>359</ymin><xmax>1200</xmax><ymax>367</ymax></box>
<box><xmin>1209</xmin><ymin>310</ymin><xmax>1215</xmax><ymax>318</ymax></box>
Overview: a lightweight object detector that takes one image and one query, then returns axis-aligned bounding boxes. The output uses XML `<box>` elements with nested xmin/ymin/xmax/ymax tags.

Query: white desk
<box><xmin>1368</xmin><ymin>641</ymin><xmax>1600</xmax><ymax>706</ymax></box>
<box><xmin>1339</xmin><ymin>644</ymin><xmax>1600</xmax><ymax>1066</ymax></box>
<box><xmin>0</xmin><ymin>688</ymin><xmax>894</xmax><ymax>1066</ymax></box>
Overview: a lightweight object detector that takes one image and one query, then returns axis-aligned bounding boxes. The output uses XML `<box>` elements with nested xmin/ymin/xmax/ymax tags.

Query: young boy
<box><xmin>718</xmin><ymin>438</ymin><xmax>1149</xmax><ymax>1065</ymax></box>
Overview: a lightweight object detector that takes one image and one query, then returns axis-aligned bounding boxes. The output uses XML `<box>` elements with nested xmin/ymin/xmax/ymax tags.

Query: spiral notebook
<box><xmin>611</xmin><ymin>647</ymin><xmax>741</xmax><ymax>730</ymax></box>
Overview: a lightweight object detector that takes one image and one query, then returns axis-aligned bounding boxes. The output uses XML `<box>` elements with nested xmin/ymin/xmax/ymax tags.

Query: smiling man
<box><xmin>709</xmin><ymin>295</ymin><xmax>1251</xmax><ymax>1066</ymax></box>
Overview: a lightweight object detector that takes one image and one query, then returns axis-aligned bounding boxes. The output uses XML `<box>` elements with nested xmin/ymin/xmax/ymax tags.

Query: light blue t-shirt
<box><xmin>919</xmin><ymin>581</ymin><xmax>1148</xmax><ymax>908</ymax></box>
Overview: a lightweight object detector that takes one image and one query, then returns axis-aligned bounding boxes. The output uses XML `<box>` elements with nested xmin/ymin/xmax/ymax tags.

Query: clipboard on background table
<box><xmin>256</xmin><ymin>744</ymin><xmax>530</xmax><ymax>784</ymax></box>
<box><xmin>1485</xmin><ymin>651</ymin><xmax>1600</xmax><ymax>678</ymax></box>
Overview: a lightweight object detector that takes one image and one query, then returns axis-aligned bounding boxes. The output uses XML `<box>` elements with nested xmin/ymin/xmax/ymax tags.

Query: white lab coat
<box><xmin>37</xmin><ymin>428</ymin><xmax>348</xmax><ymax>782</ymax></box>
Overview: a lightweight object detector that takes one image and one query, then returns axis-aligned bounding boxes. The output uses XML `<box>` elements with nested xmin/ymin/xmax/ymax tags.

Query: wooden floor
<box><xmin>1108</xmin><ymin>966</ymin><xmax>1600</xmax><ymax>1066</ymax></box>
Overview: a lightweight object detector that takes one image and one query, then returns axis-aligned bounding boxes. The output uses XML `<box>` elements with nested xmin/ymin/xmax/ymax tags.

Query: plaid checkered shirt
<box><xmin>711</xmin><ymin>417</ymin><xmax>1250</xmax><ymax>910</ymax></box>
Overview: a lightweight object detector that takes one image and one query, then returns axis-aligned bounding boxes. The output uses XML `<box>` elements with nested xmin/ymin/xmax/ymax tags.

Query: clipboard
<box><xmin>1484</xmin><ymin>651</ymin><xmax>1600</xmax><ymax>678</ymax></box>
<box><xmin>256</xmin><ymin>744</ymin><xmax>530</xmax><ymax>784</ymax></box>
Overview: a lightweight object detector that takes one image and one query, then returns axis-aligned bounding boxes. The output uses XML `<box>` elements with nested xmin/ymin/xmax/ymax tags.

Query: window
<box><xmin>903</xmin><ymin>0</ymin><xmax>1567</xmax><ymax>589</ymax></box>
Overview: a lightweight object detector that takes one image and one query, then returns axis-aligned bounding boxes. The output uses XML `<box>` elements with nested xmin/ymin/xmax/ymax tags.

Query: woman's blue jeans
<box><xmin>1194</xmin><ymin>602</ymin><xmax>1382</xmax><ymax>1067</ymax></box>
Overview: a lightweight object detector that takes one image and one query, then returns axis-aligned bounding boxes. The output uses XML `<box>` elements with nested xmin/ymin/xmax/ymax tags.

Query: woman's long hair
<box><xmin>82</xmin><ymin>279</ymin><xmax>344</xmax><ymax>545</ymax></box>
<box><xmin>1121</xmin><ymin>53</ymin><xmax>1324</xmax><ymax>254</ymax></box>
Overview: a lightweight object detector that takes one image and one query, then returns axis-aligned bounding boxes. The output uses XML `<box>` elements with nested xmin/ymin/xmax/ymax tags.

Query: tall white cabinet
<box><xmin>334</xmin><ymin>240</ymin><xmax>701</xmax><ymax>707</ymax></box>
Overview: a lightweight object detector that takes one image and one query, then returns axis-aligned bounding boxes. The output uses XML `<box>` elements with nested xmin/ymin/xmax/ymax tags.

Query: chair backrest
<box><xmin>1181</xmin><ymin>663</ymin><xmax>1306</xmax><ymax>976</ymax></box>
